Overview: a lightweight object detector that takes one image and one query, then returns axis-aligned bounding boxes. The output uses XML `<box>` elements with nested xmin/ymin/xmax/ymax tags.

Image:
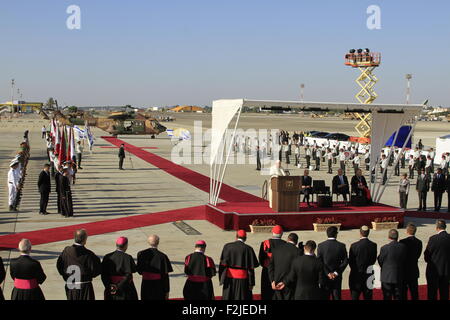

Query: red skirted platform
<box><xmin>206</xmin><ymin>201</ymin><xmax>404</xmax><ymax>231</ymax></box>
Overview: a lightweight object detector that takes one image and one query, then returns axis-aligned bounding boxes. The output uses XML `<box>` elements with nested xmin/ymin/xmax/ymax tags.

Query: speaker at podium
<box><xmin>270</xmin><ymin>176</ymin><xmax>301</xmax><ymax>212</ymax></box>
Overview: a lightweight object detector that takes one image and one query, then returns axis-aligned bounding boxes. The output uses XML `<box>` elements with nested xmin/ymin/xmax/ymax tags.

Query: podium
<box><xmin>271</xmin><ymin>176</ymin><xmax>301</xmax><ymax>212</ymax></box>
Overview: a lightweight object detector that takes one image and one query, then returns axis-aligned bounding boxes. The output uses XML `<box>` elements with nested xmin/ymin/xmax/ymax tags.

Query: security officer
<box><xmin>8</xmin><ymin>160</ymin><xmax>21</xmax><ymax>212</ymax></box>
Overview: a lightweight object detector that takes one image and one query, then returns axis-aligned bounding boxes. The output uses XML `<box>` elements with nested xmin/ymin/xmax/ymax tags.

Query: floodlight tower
<box><xmin>345</xmin><ymin>48</ymin><xmax>381</xmax><ymax>137</ymax></box>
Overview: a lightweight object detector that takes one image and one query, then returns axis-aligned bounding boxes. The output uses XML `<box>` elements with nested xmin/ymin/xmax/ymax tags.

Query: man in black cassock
<box><xmin>258</xmin><ymin>225</ymin><xmax>285</xmax><ymax>300</ymax></box>
<box><xmin>183</xmin><ymin>240</ymin><xmax>216</xmax><ymax>300</ymax></box>
<box><xmin>118</xmin><ymin>144</ymin><xmax>126</xmax><ymax>170</ymax></box>
<box><xmin>269</xmin><ymin>233</ymin><xmax>302</xmax><ymax>300</ymax></box>
<box><xmin>10</xmin><ymin>239</ymin><xmax>46</xmax><ymax>300</ymax></box>
<box><xmin>348</xmin><ymin>225</ymin><xmax>377</xmax><ymax>300</ymax></box>
<box><xmin>282</xmin><ymin>240</ymin><xmax>325</xmax><ymax>300</ymax></box>
<box><xmin>60</xmin><ymin>168</ymin><xmax>74</xmax><ymax>217</ymax></box>
<box><xmin>101</xmin><ymin>237</ymin><xmax>138</xmax><ymax>300</ymax></box>
<box><xmin>55</xmin><ymin>165</ymin><xmax>63</xmax><ymax>214</ymax></box>
<box><xmin>219</xmin><ymin>229</ymin><xmax>259</xmax><ymax>300</ymax></box>
<box><xmin>0</xmin><ymin>256</ymin><xmax>5</xmax><ymax>300</ymax></box>
<box><xmin>56</xmin><ymin>229</ymin><xmax>101</xmax><ymax>300</ymax></box>
<box><xmin>137</xmin><ymin>234</ymin><xmax>173</xmax><ymax>300</ymax></box>
<box><xmin>37</xmin><ymin>163</ymin><xmax>51</xmax><ymax>215</ymax></box>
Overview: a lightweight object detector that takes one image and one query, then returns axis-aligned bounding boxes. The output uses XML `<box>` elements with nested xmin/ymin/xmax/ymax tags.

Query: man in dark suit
<box><xmin>416</xmin><ymin>169</ymin><xmax>430</xmax><ymax>211</ymax></box>
<box><xmin>300</xmin><ymin>169</ymin><xmax>313</xmax><ymax>207</ymax></box>
<box><xmin>377</xmin><ymin>229</ymin><xmax>407</xmax><ymax>300</ymax></box>
<box><xmin>268</xmin><ymin>233</ymin><xmax>302</xmax><ymax>300</ymax></box>
<box><xmin>282</xmin><ymin>240</ymin><xmax>325</xmax><ymax>300</ymax></box>
<box><xmin>118</xmin><ymin>144</ymin><xmax>126</xmax><ymax>170</ymax></box>
<box><xmin>399</xmin><ymin>223</ymin><xmax>422</xmax><ymax>300</ymax></box>
<box><xmin>37</xmin><ymin>163</ymin><xmax>51</xmax><ymax>215</ymax></box>
<box><xmin>431</xmin><ymin>168</ymin><xmax>446</xmax><ymax>211</ymax></box>
<box><xmin>317</xmin><ymin>226</ymin><xmax>348</xmax><ymax>300</ymax></box>
<box><xmin>424</xmin><ymin>219</ymin><xmax>450</xmax><ymax>300</ymax></box>
<box><xmin>348</xmin><ymin>225</ymin><xmax>377</xmax><ymax>300</ymax></box>
<box><xmin>332</xmin><ymin>168</ymin><xmax>350</xmax><ymax>202</ymax></box>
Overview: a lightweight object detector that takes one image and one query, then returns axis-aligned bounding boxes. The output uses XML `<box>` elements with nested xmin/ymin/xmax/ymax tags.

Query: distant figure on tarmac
<box><xmin>41</xmin><ymin>125</ymin><xmax>47</xmax><ymax>139</ymax></box>
<box><xmin>119</xmin><ymin>144</ymin><xmax>125</xmax><ymax>170</ymax></box>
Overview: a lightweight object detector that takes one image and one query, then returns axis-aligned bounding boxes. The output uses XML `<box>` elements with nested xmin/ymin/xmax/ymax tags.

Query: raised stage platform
<box><xmin>205</xmin><ymin>201</ymin><xmax>404</xmax><ymax>231</ymax></box>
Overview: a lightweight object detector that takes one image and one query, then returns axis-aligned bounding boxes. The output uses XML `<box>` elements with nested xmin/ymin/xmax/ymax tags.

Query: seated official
<box><xmin>351</xmin><ymin>169</ymin><xmax>372</xmax><ymax>204</ymax></box>
<box><xmin>332</xmin><ymin>169</ymin><xmax>350</xmax><ymax>202</ymax></box>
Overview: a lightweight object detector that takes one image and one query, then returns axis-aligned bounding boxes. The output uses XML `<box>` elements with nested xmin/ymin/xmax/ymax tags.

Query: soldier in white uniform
<box><xmin>268</xmin><ymin>160</ymin><xmax>286</xmax><ymax>208</ymax></box>
<box><xmin>8</xmin><ymin>160</ymin><xmax>21</xmax><ymax>211</ymax></box>
<box><xmin>380</xmin><ymin>154</ymin><xmax>389</xmax><ymax>185</ymax></box>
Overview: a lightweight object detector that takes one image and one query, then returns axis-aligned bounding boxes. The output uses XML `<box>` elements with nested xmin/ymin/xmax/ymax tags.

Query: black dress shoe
<box><xmin>45</xmin><ymin>211</ymin><xmax>51</xmax><ymax>215</ymax></box>
<box><xmin>39</xmin><ymin>212</ymin><xmax>44</xmax><ymax>215</ymax></box>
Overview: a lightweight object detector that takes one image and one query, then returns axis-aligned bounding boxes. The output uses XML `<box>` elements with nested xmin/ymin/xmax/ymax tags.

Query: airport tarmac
<box><xmin>0</xmin><ymin>113</ymin><xmax>448</xmax><ymax>299</ymax></box>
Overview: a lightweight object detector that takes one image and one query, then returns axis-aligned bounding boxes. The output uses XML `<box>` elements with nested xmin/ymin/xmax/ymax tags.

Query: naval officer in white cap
<box><xmin>8</xmin><ymin>160</ymin><xmax>21</xmax><ymax>211</ymax></box>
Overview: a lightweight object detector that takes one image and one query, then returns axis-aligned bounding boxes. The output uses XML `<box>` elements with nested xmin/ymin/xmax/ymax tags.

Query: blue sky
<box><xmin>0</xmin><ymin>0</ymin><xmax>449</xmax><ymax>107</ymax></box>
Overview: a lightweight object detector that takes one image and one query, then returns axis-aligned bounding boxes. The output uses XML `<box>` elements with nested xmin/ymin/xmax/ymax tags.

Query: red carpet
<box><xmin>102</xmin><ymin>136</ymin><xmax>263</xmax><ymax>203</ymax></box>
<box><xmin>0</xmin><ymin>205</ymin><xmax>206</xmax><ymax>251</ymax></box>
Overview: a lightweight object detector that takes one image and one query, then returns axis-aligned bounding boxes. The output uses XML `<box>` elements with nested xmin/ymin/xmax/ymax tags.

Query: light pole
<box><xmin>300</xmin><ymin>84</ymin><xmax>305</xmax><ymax>102</ymax></box>
<box><xmin>11</xmin><ymin>79</ymin><xmax>15</xmax><ymax>112</ymax></box>
<box><xmin>405</xmin><ymin>74</ymin><xmax>412</xmax><ymax>104</ymax></box>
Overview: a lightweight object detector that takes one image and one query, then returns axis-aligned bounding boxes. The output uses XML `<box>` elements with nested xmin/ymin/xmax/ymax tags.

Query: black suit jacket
<box><xmin>286</xmin><ymin>255</ymin><xmax>325</xmax><ymax>300</ymax></box>
<box><xmin>424</xmin><ymin>231</ymin><xmax>450</xmax><ymax>278</ymax></box>
<box><xmin>351</xmin><ymin>175</ymin><xmax>367</xmax><ymax>195</ymax></box>
<box><xmin>431</xmin><ymin>173</ymin><xmax>446</xmax><ymax>193</ymax></box>
<box><xmin>416</xmin><ymin>174</ymin><xmax>430</xmax><ymax>192</ymax></box>
<box><xmin>118</xmin><ymin>146</ymin><xmax>125</xmax><ymax>158</ymax></box>
<box><xmin>37</xmin><ymin>170</ymin><xmax>51</xmax><ymax>193</ymax></box>
<box><xmin>332</xmin><ymin>175</ymin><xmax>350</xmax><ymax>195</ymax></box>
<box><xmin>317</xmin><ymin>239</ymin><xmax>348</xmax><ymax>279</ymax></box>
<box><xmin>349</xmin><ymin>238</ymin><xmax>377</xmax><ymax>275</ymax></box>
<box><xmin>268</xmin><ymin>242</ymin><xmax>302</xmax><ymax>283</ymax></box>
<box><xmin>10</xmin><ymin>255</ymin><xmax>46</xmax><ymax>284</ymax></box>
<box><xmin>300</xmin><ymin>176</ymin><xmax>312</xmax><ymax>187</ymax></box>
<box><xmin>377</xmin><ymin>241</ymin><xmax>407</xmax><ymax>284</ymax></box>
<box><xmin>399</xmin><ymin>236</ymin><xmax>422</xmax><ymax>280</ymax></box>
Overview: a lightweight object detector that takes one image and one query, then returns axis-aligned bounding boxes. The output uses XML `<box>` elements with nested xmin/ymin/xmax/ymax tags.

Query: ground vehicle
<box><xmin>324</xmin><ymin>133</ymin><xmax>350</xmax><ymax>141</ymax></box>
<box><xmin>309</xmin><ymin>131</ymin><xmax>330</xmax><ymax>138</ymax></box>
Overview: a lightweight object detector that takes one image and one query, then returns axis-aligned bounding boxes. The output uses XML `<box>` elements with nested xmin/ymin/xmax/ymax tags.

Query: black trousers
<box><xmin>434</xmin><ymin>191</ymin><xmax>443</xmax><ymax>211</ymax></box>
<box><xmin>409</xmin><ymin>166</ymin><xmax>415</xmax><ymax>179</ymax></box>
<box><xmin>56</xmin><ymin>189</ymin><xmax>61</xmax><ymax>213</ymax></box>
<box><xmin>382</xmin><ymin>282</ymin><xmax>403</xmax><ymax>300</ymax></box>
<box><xmin>77</xmin><ymin>153</ymin><xmax>82</xmax><ymax>168</ymax></box>
<box><xmin>399</xmin><ymin>192</ymin><xmax>408</xmax><ymax>209</ymax></box>
<box><xmin>327</xmin><ymin>159</ymin><xmax>332</xmax><ymax>173</ymax></box>
<box><xmin>39</xmin><ymin>190</ymin><xmax>50</xmax><ymax>213</ymax></box>
<box><xmin>382</xmin><ymin>169</ymin><xmax>388</xmax><ymax>185</ymax></box>
<box><xmin>350</xmin><ymin>272</ymin><xmax>373</xmax><ymax>300</ymax></box>
<box><xmin>119</xmin><ymin>157</ymin><xmax>125</xmax><ymax>169</ymax></box>
<box><xmin>418</xmin><ymin>191</ymin><xmax>427</xmax><ymax>210</ymax></box>
<box><xmin>323</xmin><ymin>278</ymin><xmax>342</xmax><ymax>300</ymax></box>
<box><xmin>315</xmin><ymin>158</ymin><xmax>320</xmax><ymax>170</ymax></box>
<box><xmin>402</xmin><ymin>278</ymin><xmax>419</xmax><ymax>300</ymax></box>
<box><xmin>340</xmin><ymin>161</ymin><xmax>345</xmax><ymax>174</ymax></box>
<box><xmin>305</xmin><ymin>156</ymin><xmax>311</xmax><ymax>168</ymax></box>
<box><xmin>395</xmin><ymin>163</ymin><xmax>400</xmax><ymax>176</ymax></box>
<box><xmin>427</xmin><ymin>275</ymin><xmax>449</xmax><ymax>300</ymax></box>
<box><xmin>302</xmin><ymin>189</ymin><xmax>311</xmax><ymax>205</ymax></box>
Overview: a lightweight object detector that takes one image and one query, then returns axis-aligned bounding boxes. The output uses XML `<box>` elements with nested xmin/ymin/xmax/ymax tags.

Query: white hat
<box><xmin>10</xmin><ymin>160</ymin><xmax>19</xmax><ymax>167</ymax></box>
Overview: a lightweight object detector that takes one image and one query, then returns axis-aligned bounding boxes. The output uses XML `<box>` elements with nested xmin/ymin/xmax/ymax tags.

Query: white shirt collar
<box><xmin>73</xmin><ymin>243</ymin><xmax>84</xmax><ymax>246</ymax></box>
<box><xmin>328</xmin><ymin>238</ymin><xmax>336</xmax><ymax>240</ymax></box>
<box><xmin>304</xmin><ymin>252</ymin><xmax>314</xmax><ymax>256</ymax></box>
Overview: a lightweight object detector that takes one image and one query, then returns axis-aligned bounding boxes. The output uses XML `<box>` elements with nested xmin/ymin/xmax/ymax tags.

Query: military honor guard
<box><xmin>8</xmin><ymin>160</ymin><xmax>21</xmax><ymax>212</ymax></box>
<box><xmin>101</xmin><ymin>237</ymin><xmax>138</xmax><ymax>300</ymax></box>
<box><xmin>56</xmin><ymin>229</ymin><xmax>102</xmax><ymax>300</ymax></box>
<box><xmin>137</xmin><ymin>235</ymin><xmax>173</xmax><ymax>300</ymax></box>
<box><xmin>183</xmin><ymin>240</ymin><xmax>217</xmax><ymax>300</ymax></box>
<box><xmin>219</xmin><ymin>230</ymin><xmax>259</xmax><ymax>300</ymax></box>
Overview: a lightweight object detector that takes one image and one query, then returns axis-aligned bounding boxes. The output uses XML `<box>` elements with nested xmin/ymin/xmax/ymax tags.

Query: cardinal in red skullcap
<box><xmin>219</xmin><ymin>230</ymin><xmax>259</xmax><ymax>300</ymax></box>
<box><xmin>258</xmin><ymin>225</ymin><xmax>286</xmax><ymax>300</ymax></box>
<box><xmin>183</xmin><ymin>240</ymin><xmax>217</xmax><ymax>300</ymax></box>
<box><xmin>101</xmin><ymin>236</ymin><xmax>138</xmax><ymax>300</ymax></box>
